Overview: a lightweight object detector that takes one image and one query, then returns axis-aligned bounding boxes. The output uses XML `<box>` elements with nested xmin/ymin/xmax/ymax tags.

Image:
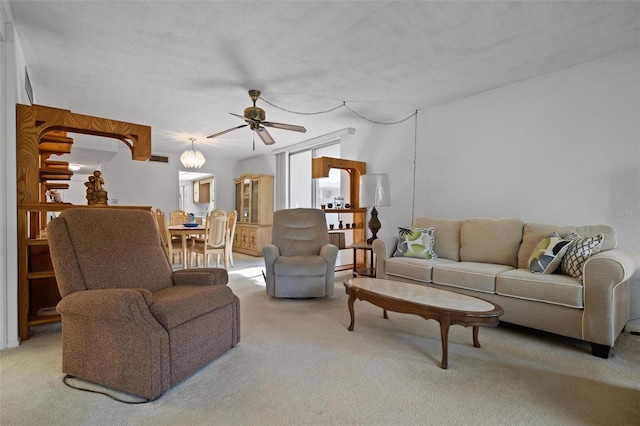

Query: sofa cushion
<box><xmin>385</xmin><ymin>257</ymin><xmax>456</xmax><ymax>283</ymax></box>
<box><xmin>517</xmin><ymin>223</ymin><xmax>616</xmax><ymax>269</ymax></box>
<box><xmin>413</xmin><ymin>217</ymin><xmax>463</xmax><ymax>261</ymax></box>
<box><xmin>393</xmin><ymin>227</ymin><xmax>437</xmax><ymax>259</ymax></box>
<box><xmin>496</xmin><ymin>269</ymin><xmax>583</xmax><ymax>308</ymax></box>
<box><xmin>432</xmin><ymin>262</ymin><xmax>514</xmax><ymax>293</ymax></box>
<box><xmin>459</xmin><ymin>218</ymin><xmax>524</xmax><ymax>267</ymax></box>
<box><xmin>527</xmin><ymin>232</ymin><xmax>571</xmax><ymax>274</ymax></box>
<box><xmin>559</xmin><ymin>233</ymin><xmax>604</xmax><ymax>282</ymax></box>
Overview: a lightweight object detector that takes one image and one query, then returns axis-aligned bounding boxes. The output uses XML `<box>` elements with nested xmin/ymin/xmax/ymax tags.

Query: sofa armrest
<box><xmin>372</xmin><ymin>236</ymin><xmax>398</xmax><ymax>278</ymax></box>
<box><xmin>172</xmin><ymin>268</ymin><xmax>228</xmax><ymax>286</ymax></box>
<box><xmin>582</xmin><ymin>248</ymin><xmax>640</xmax><ymax>346</ymax></box>
<box><xmin>57</xmin><ymin>288</ymin><xmax>154</xmax><ymax>320</ymax></box>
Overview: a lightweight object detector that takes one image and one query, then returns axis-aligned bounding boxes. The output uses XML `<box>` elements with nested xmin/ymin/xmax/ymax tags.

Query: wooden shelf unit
<box><xmin>17</xmin><ymin>203</ymin><xmax>153</xmax><ymax>340</ymax></box>
<box><xmin>16</xmin><ymin>104</ymin><xmax>152</xmax><ymax>341</ymax></box>
<box><xmin>312</xmin><ymin>157</ymin><xmax>370</xmax><ymax>271</ymax></box>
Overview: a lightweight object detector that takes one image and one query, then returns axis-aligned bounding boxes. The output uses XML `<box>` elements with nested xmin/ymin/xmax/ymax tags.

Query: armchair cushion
<box><xmin>48</xmin><ymin>208</ymin><xmax>174</xmax><ymax>295</ymax></box>
<box><xmin>274</xmin><ymin>255</ymin><xmax>329</xmax><ymax>276</ymax></box>
<box><xmin>172</xmin><ymin>268</ymin><xmax>228</xmax><ymax>286</ymax></box>
<box><xmin>150</xmin><ymin>285</ymin><xmax>236</xmax><ymax>329</ymax></box>
<box><xmin>272</xmin><ymin>209</ymin><xmax>329</xmax><ymax>256</ymax></box>
<box><xmin>57</xmin><ymin>288</ymin><xmax>153</xmax><ymax>319</ymax></box>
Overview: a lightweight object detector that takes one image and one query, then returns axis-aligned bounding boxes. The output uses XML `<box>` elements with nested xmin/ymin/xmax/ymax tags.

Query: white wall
<box><xmin>1</xmin><ymin>7</ymin><xmax>30</xmax><ymax>348</ymax></box>
<box><xmin>238</xmin><ymin>154</ymin><xmax>276</xmax><ymax>177</ymax></box>
<box><xmin>417</xmin><ymin>49</ymin><xmax>639</xmax><ymax>248</ymax></box>
<box><xmin>99</xmin><ymin>147</ymin><xmax>239</xmax><ymax>214</ymax></box>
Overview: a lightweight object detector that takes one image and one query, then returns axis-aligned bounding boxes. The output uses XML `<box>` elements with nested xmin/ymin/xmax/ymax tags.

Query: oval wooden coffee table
<box><xmin>344</xmin><ymin>277</ymin><xmax>504</xmax><ymax>369</ymax></box>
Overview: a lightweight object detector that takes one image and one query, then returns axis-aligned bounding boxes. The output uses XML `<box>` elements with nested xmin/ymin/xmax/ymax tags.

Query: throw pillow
<box><xmin>527</xmin><ymin>232</ymin><xmax>571</xmax><ymax>274</ymax></box>
<box><xmin>393</xmin><ymin>227</ymin><xmax>438</xmax><ymax>259</ymax></box>
<box><xmin>559</xmin><ymin>233</ymin><xmax>604</xmax><ymax>282</ymax></box>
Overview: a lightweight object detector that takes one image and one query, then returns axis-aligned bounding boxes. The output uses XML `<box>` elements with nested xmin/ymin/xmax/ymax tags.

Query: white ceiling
<box><xmin>9</xmin><ymin>1</ymin><xmax>640</xmax><ymax>168</ymax></box>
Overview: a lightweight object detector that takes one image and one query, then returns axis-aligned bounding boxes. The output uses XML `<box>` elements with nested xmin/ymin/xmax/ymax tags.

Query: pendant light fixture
<box><xmin>180</xmin><ymin>137</ymin><xmax>206</xmax><ymax>169</ymax></box>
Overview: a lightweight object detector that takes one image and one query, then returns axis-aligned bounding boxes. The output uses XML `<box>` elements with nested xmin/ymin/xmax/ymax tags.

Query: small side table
<box><xmin>348</xmin><ymin>242</ymin><xmax>376</xmax><ymax>277</ymax></box>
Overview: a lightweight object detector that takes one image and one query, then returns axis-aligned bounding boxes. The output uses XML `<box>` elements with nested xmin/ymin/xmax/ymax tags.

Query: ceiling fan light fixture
<box><xmin>206</xmin><ymin>90</ymin><xmax>306</xmax><ymax>144</ymax></box>
<box><xmin>180</xmin><ymin>138</ymin><xmax>206</xmax><ymax>169</ymax></box>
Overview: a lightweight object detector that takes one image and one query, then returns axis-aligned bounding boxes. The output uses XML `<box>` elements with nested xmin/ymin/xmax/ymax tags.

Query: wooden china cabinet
<box><xmin>233</xmin><ymin>173</ymin><xmax>274</xmax><ymax>256</ymax></box>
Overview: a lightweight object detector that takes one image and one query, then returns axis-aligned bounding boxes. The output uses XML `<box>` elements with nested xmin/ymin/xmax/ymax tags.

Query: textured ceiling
<box><xmin>9</xmin><ymin>1</ymin><xmax>640</xmax><ymax>168</ymax></box>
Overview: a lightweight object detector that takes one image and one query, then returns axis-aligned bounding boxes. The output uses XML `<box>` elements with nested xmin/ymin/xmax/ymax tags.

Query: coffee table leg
<box><xmin>347</xmin><ymin>289</ymin><xmax>356</xmax><ymax>331</ymax></box>
<box><xmin>383</xmin><ymin>309</ymin><xmax>388</xmax><ymax>319</ymax></box>
<box><xmin>439</xmin><ymin>315</ymin><xmax>450</xmax><ymax>369</ymax></box>
<box><xmin>473</xmin><ymin>326</ymin><xmax>481</xmax><ymax>348</ymax></box>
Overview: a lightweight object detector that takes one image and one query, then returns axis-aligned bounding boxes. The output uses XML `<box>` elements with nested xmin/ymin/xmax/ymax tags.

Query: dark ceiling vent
<box><xmin>149</xmin><ymin>155</ymin><xmax>169</xmax><ymax>163</ymax></box>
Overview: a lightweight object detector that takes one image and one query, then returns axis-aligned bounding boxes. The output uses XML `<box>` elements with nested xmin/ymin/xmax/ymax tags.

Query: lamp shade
<box><xmin>360</xmin><ymin>174</ymin><xmax>391</xmax><ymax>207</ymax></box>
<box><xmin>180</xmin><ymin>138</ymin><xmax>206</xmax><ymax>169</ymax></box>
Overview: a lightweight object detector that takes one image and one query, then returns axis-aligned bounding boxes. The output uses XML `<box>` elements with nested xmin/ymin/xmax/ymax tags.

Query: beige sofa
<box><xmin>372</xmin><ymin>217</ymin><xmax>640</xmax><ymax>358</ymax></box>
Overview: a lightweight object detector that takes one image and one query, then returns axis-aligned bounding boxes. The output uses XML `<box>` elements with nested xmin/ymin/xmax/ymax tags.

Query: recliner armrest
<box><xmin>319</xmin><ymin>243</ymin><xmax>339</xmax><ymax>261</ymax></box>
<box><xmin>262</xmin><ymin>244</ymin><xmax>281</xmax><ymax>293</ymax></box>
<box><xmin>57</xmin><ymin>288</ymin><xmax>154</xmax><ymax>320</ymax></box>
<box><xmin>172</xmin><ymin>268</ymin><xmax>228</xmax><ymax>286</ymax></box>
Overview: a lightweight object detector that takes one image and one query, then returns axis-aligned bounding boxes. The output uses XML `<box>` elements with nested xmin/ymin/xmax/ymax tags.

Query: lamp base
<box><xmin>366</xmin><ymin>207</ymin><xmax>381</xmax><ymax>245</ymax></box>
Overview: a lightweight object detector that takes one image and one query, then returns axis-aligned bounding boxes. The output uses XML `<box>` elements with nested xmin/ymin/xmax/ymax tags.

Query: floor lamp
<box><xmin>360</xmin><ymin>174</ymin><xmax>391</xmax><ymax>244</ymax></box>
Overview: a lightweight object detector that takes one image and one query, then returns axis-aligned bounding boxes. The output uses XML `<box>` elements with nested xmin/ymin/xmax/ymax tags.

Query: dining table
<box><xmin>168</xmin><ymin>224</ymin><xmax>205</xmax><ymax>268</ymax></box>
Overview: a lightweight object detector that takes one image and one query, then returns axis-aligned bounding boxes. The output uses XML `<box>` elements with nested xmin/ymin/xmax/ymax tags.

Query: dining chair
<box><xmin>154</xmin><ymin>210</ymin><xmax>184</xmax><ymax>265</ymax></box>
<box><xmin>226</xmin><ymin>210</ymin><xmax>238</xmax><ymax>268</ymax></box>
<box><xmin>192</xmin><ymin>210</ymin><xmax>228</xmax><ymax>269</ymax></box>
<box><xmin>169</xmin><ymin>209</ymin><xmax>189</xmax><ymax>225</ymax></box>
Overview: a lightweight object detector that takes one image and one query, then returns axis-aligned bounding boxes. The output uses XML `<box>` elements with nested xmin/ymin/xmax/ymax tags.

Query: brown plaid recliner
<box><xmin>48</xmin><ymin>208</ymin><xmax>240</xmax><ymax>400</ymax></box>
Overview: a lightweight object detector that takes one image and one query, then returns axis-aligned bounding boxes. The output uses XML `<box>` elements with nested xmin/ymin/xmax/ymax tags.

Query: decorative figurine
<box><xmin>85</xmin><ymin>170</ymin><xmax>108</xmax><ymax>205</ymax></box>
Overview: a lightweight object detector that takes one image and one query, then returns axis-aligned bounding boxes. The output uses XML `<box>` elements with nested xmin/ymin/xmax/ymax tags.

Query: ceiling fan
<box><xmin>207</xmin><ymin>90</ymin><xmax>306</xmax><ymax>145</ymax></box>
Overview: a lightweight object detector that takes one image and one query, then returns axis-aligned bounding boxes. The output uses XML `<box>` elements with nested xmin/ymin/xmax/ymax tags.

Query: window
<box><xmin>273</xmin><ymin>128</ymin><xmax>355</xmax><ymax>210</ymax></box>
<box><xmin>288</xmin><ymin>142</ymin><xmax>341</xmax><ymax>208</ymax></box>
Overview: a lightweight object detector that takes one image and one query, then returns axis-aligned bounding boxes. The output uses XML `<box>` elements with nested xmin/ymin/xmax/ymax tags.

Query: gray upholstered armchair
<box><xmin>47</xmin><ymin>208</ymin><xmax>240</xmax><ymax>400</ymax></box>
<box><xmin>263</xmin><ymin>208</ymin><xmax>338</xmax><ymax>298</ymax></box>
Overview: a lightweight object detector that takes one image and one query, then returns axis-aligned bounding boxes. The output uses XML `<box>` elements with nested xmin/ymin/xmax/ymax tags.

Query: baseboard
<box><xmin>624</xmin><ymin>318</ymin><xmax>640</xmax><ymax>335</ymax></box>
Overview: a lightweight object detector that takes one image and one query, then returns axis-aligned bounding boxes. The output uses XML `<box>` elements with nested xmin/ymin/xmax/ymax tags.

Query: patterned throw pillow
<box><xmin>527</xmin><ymin>232</ymin><xmax>571</xmax><ymax>274</ymax></box>
<box><xmin>559</xmin><ymin>233</ymin><xmax>604</xmax><ymax>282</ymax></box>
<box><xmin>393</xmin><ymin>227</ymin><xmax>438</xmax><ymax>259</ymax></box>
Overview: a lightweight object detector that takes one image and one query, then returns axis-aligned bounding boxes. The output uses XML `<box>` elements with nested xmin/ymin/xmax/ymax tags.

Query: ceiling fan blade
<box><xmin>207</xmin><ymin>124</ymin><xmax>248</xmax><ymax>139</ymax></box>
<box><xmin>230</xmin><ymin>112</ymin><xmax>253</xmax><ymax>123</ymax></box>
<box><xmin>256</xmin><ymin>126</ymin><xmax>276</xmax><ymax>145</ymax></box>
<box><xmin>262</xmin><ymin>121</ymin><xmax>307</xmax><ymax>133</ymax></box>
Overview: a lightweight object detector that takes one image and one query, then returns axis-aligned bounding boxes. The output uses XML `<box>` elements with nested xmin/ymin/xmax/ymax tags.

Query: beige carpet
<box><xmin>2</xmin><ymin>254</ymin><xmax>640</xmax><ymax>425</ymax></box>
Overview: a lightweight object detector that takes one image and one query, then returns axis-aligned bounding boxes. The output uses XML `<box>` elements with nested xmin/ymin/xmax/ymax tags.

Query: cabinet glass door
<box><xmin>235</xmin><ymin>182</ymin><xmax>241</xmax><ymax>217</ymax></box>
<box><xmin>242</xmin><ymin>178</ymin><xmax>251</xmax><ymax>222</ymax></box>
<box><xmin>251</xmin><ymin>179</ymin><xmax>259</xmax><ymax>223</ymax></box>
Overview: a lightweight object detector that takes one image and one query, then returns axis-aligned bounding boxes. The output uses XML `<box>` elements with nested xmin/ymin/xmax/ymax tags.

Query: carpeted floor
<box><xmin>2</xmin><ymin>254</ymin><xmax>639</xmax><ymax>425</ymax></box>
